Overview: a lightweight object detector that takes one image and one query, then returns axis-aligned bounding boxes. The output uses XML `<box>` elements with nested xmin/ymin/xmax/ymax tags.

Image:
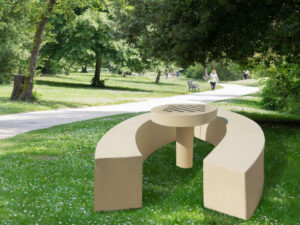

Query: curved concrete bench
<box><xmin>94</xmin><ymin>109</ymin><xmax>265</xmax><ymax>220</ymax></box>
<box><xmin>94</xmin><ymin>113</ymin><xmax>176</xmax><ymax>211</ymax></box>
<box><xmin>194</xmin><ymin>109</ymin><xmax>265</xmax><ymax>219</ymax></box>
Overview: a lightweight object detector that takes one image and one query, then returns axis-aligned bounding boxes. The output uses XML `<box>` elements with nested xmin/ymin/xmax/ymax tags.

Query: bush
<box><xmin>0</xmin><ymin>73</ymin><xmax>12</xmax><ymax>84</ymax></box>
<box><xmin>260</xmin><ymin>64</ymin><xmax>300</xmax><ymax>113</ymax></box>
<box><xmin>285</xmin><ymin>79</ymin><xmax>300</xmax><ymax>113</ymax></box>
<box><xmin>91</xmin><ymin>77</ymin><xmax>106</xmax><ymax>88</ymax></box>
<box><xmin>185</xmin><ymin>61</ymin><xmax>243</xmax><ymax>81</ymax></box>
<box><xmin>185</xmin><ymin>64</ymin><xmax>203</xmax><ymax>79</ymax></box>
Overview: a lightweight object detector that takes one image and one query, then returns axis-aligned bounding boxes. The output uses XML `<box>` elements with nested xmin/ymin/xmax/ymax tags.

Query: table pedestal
<box><xmin>176</xmin><ymin>127</ymin><xmax>194</xmax><ymax>168</ymax></box>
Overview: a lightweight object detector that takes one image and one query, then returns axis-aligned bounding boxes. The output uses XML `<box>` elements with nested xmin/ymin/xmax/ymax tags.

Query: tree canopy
<box><xmin>0</xmin><ymin>0</ymin><xmax>299</xmax><ymax>101</ymax></box>
<box><xmin>115</xmin><ymin>0</ymin><xmax>300</xmax><ymax>67</ymax></box>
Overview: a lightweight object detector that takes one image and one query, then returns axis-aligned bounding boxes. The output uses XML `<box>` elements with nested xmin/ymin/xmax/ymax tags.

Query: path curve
<box><xmin>0</xmin><ymin>84</ymin><xmax>258</xmax><ymax>140</ymax></box>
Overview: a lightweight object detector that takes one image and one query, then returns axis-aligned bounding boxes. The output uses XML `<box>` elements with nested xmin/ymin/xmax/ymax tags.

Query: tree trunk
<box><xmin>91</xmin><ymin>59</ymin><xmax>101</xmax><ymax>87</ymax></box>
<box><xmin>17</xmin><ymin>0</ymin><xmax>56</xmax><ymax>101</ymax></box>
<box><xmin>10</xmin><ymin>74</ymin><xmax>25</xmax><ymax>100</ymax></box>
<box><xmin>81</xmin><ymin>65</ymin><xmax>87</xmax><ymax>73</ymax></box>
<box><xmin>155</xmin><ymin>70</ymin><xmax>161</xmax><ymax>84</ymax></box>
<box><xmin>203</xmin><ymin>57</ymin><xmax>208</xmax><ymax>80</ymax></box>
<box><xmin>204</xmin><ymin>65</ymin><xmax>208</xmax><ymax>80</ymax></box>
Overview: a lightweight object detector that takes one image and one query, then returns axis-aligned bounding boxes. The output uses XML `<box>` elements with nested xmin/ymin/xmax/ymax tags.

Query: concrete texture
<box><xmin>95</xmin><ymin>109</ymin><xmax>265</xmax><ymax>220</ymax></box>
<box><xmin>0</xmin><ymin>84</ymin><xmax>258</xmax><ymax>140</ymax></box>
<box><xmin>196</xmin><ymin>109</ymin><xmax>265</xmax><ymax>219</ymax></box>
<box><xmin>151</xmin><ymin>104</ymin><xmax>218</xmax><ymax>168</ymax></box>
<box><xmin>95</xmin><ymin>113</ymin><xmax>176</xmax><ymax>211</ymax></box>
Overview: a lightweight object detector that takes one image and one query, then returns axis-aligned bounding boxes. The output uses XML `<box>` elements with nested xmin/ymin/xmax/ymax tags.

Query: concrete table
<box><xmin>151</xmin><ymin>104</ymin><xmax>218</xmax><ymax>168</ymax></box>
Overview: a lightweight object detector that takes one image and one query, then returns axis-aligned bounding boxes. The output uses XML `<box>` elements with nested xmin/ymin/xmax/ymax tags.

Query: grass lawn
<box><xmin>0</xmin><ymin>72</ymin><xmax>212</xmax><ymax>115</ymax></box>
<box><xmin>0</xmin><ymin>94</ymin><xmax>299</xmax><ymax>224</ymax></box>
<box><xmin>224</xmin><ymin>78</ymin><xmax>266</xmax><ymax>88</ymax></box>
<box><xmin>213</xmin><ymin>92</ymin><xmax>300</xmax><ymax>123</ymax></box>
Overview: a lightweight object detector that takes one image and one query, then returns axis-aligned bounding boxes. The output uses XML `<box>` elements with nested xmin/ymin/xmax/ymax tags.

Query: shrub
<box><xmin>0</xmin><ymin>73</ymin><xmax>11</xmax><ymax>84</ymax></box>
<box><xmin>185</xmin><ymin>64</ymin><xmax>203</xmax><ymax>79</ymax></box>
<box><xmin>185</xmin><ymin>61</ymin><xmax>243</xmax><ymax>81</ymax></box>
<box><xmin>285</xmin><ymin>78</ymin><xmax>300</xmax><ymax>114</ymax></box>
<box><xmin>260</xmin><ymin>64</ymin><xmax>300</xmax><ymax>113</ymax></box>
<box><xmin>91</xmin><ymin>77</ymin><xmax>106</xmax><ymax>88</ymax></box>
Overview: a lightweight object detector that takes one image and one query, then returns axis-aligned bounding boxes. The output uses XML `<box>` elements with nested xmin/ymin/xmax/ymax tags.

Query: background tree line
<box><xmin>0</xmin><ymin>0</ymin><xmax>299</xmax><ymax>112</ymax></box>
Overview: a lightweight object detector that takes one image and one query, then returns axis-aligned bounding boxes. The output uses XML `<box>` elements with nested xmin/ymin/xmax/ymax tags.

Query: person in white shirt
<box><xmin>243</xmin><ymin>70</ymin><xmax>249</xmax><ymax>79</ymax></box>
<box><xmin>209</xmin><ymin>69</ymin><xmax>219</xmax><ymax>90</ymax></box>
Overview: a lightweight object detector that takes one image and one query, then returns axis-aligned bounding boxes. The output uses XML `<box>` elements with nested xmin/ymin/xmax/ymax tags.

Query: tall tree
<box><xmin>11</xmin><ymin>0</ymin><xmax>56</xmax><ymax>101</ymax></box>
<box><xmin>0</xmin><ymin>0</ymin><xmax>34</xmax><ymax>84</ymax></box>
<box><xmin>116</xmin><ymin>0</ymin><xmax>299</xmax><ymax>68</ymax></box>
<box><xmin>64</xmin><ymin>9</ymin><xmax>118</xmax><ymax>87</ymax></box>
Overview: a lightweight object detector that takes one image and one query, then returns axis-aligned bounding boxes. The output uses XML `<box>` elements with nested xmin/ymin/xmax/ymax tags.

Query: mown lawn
<box><xmin>0</xmin><ymin>95</ymin><xmax>299</xmax><ymax>224</ymax></box>
<box><xmin>0</xmin><ymin>72</ymin><xmax>211</xmax><ymax>115</ymax></box>
<box><xmin>213</xmin><ymin>92</ymin><xmax>300</xmax><ymax>123</ymax></box>
<box><xmin>224</xmin><ymin>78</ymin><xmax>266</xmax><ymax>88</ymax></box>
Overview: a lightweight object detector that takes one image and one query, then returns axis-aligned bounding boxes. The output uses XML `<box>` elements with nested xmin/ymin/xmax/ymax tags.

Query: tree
<box><xmin>264</xmin><ymin>1</ymin><xmax>300</xmax><ymax>64</ymax></box>
<box><xmin>0</xmin><ymin>0</ymin><xmax>34</xmax><ymax>84</ymax></box>
<box><xmin>69</xmin><ymin>9</ymin><xmax>118</xmax><ymax>87</ymax></box>
<box><xmin>10</xmin><ymin>0</ymin><xmax>56</xmax><ymax>101</ymax></box>
<box><xmin>116</xmin><ymin>0</ymin><xmax>299</xmax><ymax>69</ymax></box>
<box><xmin>39</xmin><ymin>1</ymin><xmax>142</xmax><ymax>85</ymax></box>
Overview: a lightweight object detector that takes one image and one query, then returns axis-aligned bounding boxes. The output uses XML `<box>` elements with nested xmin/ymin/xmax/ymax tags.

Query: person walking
<box><xmin>243</xmin><ymin>70</ymin><xmax>249</xmax><ymax>79</ymax></box>
<box><xmin>209</xmin><ymin>69</ymin><xmax>219</xmax><ymax>90</ymax></box>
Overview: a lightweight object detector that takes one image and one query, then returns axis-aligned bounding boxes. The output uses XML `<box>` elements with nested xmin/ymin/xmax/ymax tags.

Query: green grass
<box><xmin>213</xmin><ymin>92</ymin><xmax>300</xmax><ymax>124</ymax></box>
<box><xmin>0</xmin><ymin>72</ymin><xmax>212</xmax><ymax>115</ymax></box>
<box><xmin>224</xmin><ymin>78</ymin><xmax>266</xmax><ymax>88</ymax></box>
<box><xmin>1</xmin><ymin>104</ymin><xmax>300</xmax><ymax>224</ymax></box>
<box><xmin>1</xmin><ymin>76</ymin><xmax>299</xmax><ymax>224</ymax></box>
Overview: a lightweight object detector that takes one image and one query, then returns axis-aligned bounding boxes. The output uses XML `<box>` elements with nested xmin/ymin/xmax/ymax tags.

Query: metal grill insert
<box><xmin>163</xmin><ymin>104</ymin><xmax>206</xmax><ymax>113</ymax></box>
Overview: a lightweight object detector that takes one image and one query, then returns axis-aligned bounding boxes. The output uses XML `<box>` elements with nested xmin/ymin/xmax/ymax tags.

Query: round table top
<box><xmin>151</xmin><ymin>104</ymin><xmax>218</xmax><ymax>127</ymax></box>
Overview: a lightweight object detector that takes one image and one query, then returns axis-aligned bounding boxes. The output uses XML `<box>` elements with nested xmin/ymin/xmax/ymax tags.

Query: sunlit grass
<box><xmin>213</xmin><ymin>92</ymin><xmax>300</xmax><ymax>122</ymax></box>
<box><xmin>224</xmin><ymin>78</ymin><xmax>266</xmax><ymax>88</ymax></box>
<box><xmin>0</xmin><ymin>109</ymin><xmax>299</xmax><ymax>224</ymax></box>
<box><xmin>0</xmin><ymin>72</ymin><xmax>212</xmax><ymax>115</ymax></box>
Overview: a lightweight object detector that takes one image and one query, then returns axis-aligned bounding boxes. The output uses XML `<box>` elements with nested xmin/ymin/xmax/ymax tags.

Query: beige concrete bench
<box><xmin>94</xmin><ymin>109</ymin><xmax>265</xmax><ymax>220</ymax></box>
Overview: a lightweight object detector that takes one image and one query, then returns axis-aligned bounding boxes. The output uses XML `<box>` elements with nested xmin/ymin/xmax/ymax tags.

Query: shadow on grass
<box><xmin>235</xmin><ymin>111</ymin><xmax>300</xmax><ymax>127</ymax></box>
<box><xmin>37</xmin><ymin>80</ymin><xmax>152</xmax><ymax>93</ymax></box>
<box><xmin>261</xmin><ymin>125</ymin><xmax>288</xmax><ymax>191</ymax></box>
<box><xmin>142</xmin><ymin>139</ymin><xmax>213</xmax><ymax>207</ymax></box>
<box><xmin>104</xmin><ymin>85</ymin><xmax>152</xmax><ymax>93</ymax></box>
<box><xmin>119</xmin><ymin>79</ymin><xmax>183</xmax><ymax>86</ymax></box>
<box><xmin>36</xmin><ymin>80</ymin><xmax>90</xmax><ymax>88</ymax></box>
<box><xmin>0</xmin><ymin>96</ymin><xmax>86</xmax><ymax>115</ymax></box>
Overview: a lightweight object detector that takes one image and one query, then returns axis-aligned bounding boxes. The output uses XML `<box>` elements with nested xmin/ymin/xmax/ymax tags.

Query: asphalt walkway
<box><xmin>0</xmin><ymin>84</ymin><xmax>258</xmax><ymax>140</ymax></box>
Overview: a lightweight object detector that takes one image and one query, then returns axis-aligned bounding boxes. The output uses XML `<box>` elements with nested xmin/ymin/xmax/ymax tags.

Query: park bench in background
<box><xmin>94</xmin><ymin>108</ymin><xmax>265</xmax><ymax>220</ymax></box>
<box><xmin>187</xmin><ymin>80</ymin><xmax>199</xmax><ymax>91</ymax></box>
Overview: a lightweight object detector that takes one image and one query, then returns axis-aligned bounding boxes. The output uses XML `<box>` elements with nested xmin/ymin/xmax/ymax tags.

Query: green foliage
<box><xmin>32</xmin><ymin>90</ymin><xmax>42</xmax><ymax>102</ymax></box>
<box><xmin>91</xmin><ymin>77</ymin><xmax>106</xmax><ymax>88</ymax></box>
<box><xmin>185</xmin><ymin>61</ymin><xmax>242</xmax><ymax>81</ymax></box>
<box><xmin>185</xmin><ymin>64</ymin><xmax>204</xmax><ymax>79</ymax></box>
<box><xmin>285</xmin><ymin>79</ymin><xmax>300</xmax><ymax>114</ymax></box>
<box><xmin>118</xmin><ymin>0</ymin><xmax>299</xmax><ymax>67</ymax></box>
<box><xmin>0</xmin><ymin>73</ymin><xmax>11</xmax><ymax>84</ymax></box>
<box><xmin>0</xmin><ymin>0</ymin><xmax>34</xmax><ymax>81</ymax></box>
<box><xmin>260</xmin><ymin>64</ymin><xmax>300</xmax><ymax>113</ymax></box>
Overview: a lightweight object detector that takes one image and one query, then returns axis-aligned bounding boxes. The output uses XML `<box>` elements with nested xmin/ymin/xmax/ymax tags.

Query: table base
<box><xmin>176</xmin><ymin>127</ymin><xmax>194</xmax><ymax>168</ymax></box>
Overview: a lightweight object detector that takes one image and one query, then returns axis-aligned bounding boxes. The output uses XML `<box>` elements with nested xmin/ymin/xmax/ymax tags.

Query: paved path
<box><xmin>0</xmin><ymin>84</ymin><xmax>258</xmax><ymax>140</ymax></box>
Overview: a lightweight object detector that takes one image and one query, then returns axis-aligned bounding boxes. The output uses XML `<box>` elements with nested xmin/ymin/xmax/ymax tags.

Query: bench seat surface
<box><xmin>203</xmin><ymin>109</ymin><xmax>265</xmax><ymax>172</ymax></box>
